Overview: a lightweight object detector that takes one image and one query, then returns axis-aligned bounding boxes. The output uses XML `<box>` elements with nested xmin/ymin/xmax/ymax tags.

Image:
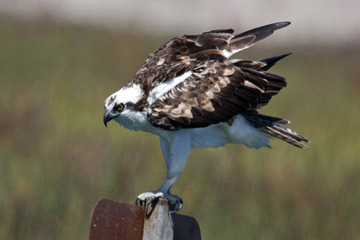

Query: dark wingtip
<box><xmin>277</xmin><ymin>21</ymin><xmax>291</xmax><ymax>27</ymax></box>
<box><xmin>260</xmin><ymin>53</ymin><xmax>292</xmax><ymax>71</ymax></box>
<box><xmin>269</xmin><ymin>21</ymin><xmax>291</xmax><ymax>30</ymax></box>
<box><xmin>233</xmin><ymin>21</ymin><xmax>291</xmax><ymax>45</ymax></box>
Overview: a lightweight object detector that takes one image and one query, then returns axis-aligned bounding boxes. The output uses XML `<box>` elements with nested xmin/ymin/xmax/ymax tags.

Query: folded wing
<box><xmin>147</xmin><ymin>59</ymin><xmax>287</xmax><ymax>130</ymax></box>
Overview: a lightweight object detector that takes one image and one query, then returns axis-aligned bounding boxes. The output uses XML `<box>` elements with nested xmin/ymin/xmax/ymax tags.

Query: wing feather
<box><xmin>118</xmin><ymin>22</ymin><xmax>308</xmax><ymax>146</ymax></box>
<box><xmin>147</xmin><ymin>60</ymin><xmax>287</xmax><ymax>130</ymax></box>
<box><xmin>127</xmin><ymin>23</ymin><xmax>291</xmax><ymax>126</ymax></box>
<box><xmin>130</xmin><ymin>22</ymin><xmax>291</xmax><ymax>91</ymax></box>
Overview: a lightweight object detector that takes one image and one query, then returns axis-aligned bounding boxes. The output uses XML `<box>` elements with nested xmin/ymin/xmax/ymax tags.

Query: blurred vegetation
<box><xmin>1</xmin><ymin>15</ymin><xmax>360</xmax><ymax>240</ymax></box>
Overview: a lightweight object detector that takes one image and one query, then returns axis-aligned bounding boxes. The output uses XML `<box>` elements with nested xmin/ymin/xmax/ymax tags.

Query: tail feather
<box><xmin>245</xmin><ymin>113</ymin><xmax>309</xmax><ymax>149</ymax></box>
<box><xmin>264</xmin><ymin>124</ymin><xmax>309</xmax><ymax>149</ymax></box>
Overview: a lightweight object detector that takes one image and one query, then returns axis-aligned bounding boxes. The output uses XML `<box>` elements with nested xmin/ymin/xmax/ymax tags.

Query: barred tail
<box><xmin>245</xmin><ymin>113</ymin><xmax>309</xmax><ymax>149</ymax></box>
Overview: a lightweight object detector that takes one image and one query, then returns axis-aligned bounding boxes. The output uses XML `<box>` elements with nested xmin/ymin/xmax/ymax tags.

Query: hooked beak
<box><xmin>103</xmin><ymin>111</ymin><xmax>113</xmax><ymax>127</ymax></box>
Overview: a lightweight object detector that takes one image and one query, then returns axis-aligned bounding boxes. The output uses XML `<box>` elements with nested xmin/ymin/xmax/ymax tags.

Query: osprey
<box><xmin>103</xmin><ymin>22</ymin><xmax>308</xmax><ymax>212</ymax></box>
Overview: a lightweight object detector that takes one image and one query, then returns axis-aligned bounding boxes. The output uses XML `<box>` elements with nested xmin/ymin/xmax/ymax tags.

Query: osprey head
<box><xmin>103</xmin><ymin>84</ymin><xmax>143</xmax><ymax>127</ymax></box>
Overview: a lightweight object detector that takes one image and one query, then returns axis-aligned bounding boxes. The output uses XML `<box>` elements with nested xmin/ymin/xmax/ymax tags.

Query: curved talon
<box><xmin>135</xmin><ymin>192</ymin><xmax>183</xmax><ymax>213</ymax></box>
<box><xmin>169</xmin><ymin>198</ymin><xmax>183</xmax><ymax>213</ymax></box>
<box><xmin>146</xmin><ymin>195</ymin><xmax>161</xmax><ymax>207</ymax></box>
<box><xmin>145</xmin><ymin>196</ymin><xmax>162</xmax><ymax>218</ymax></box>
<box><xmin>135</xmin><ymin>198</ymin><xmax>146</xmax><ymax>207</ymax></box>
<box><xmin>135</xmin><ymin>192</ymin><xmax>164</xmax><ymax>208</ymax></box>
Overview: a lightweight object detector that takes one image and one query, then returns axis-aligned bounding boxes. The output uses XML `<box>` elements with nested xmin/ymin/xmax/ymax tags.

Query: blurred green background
<box><xmin>1</xmin><ymin>15</ymin><xmax>360</xmax><ymax>240</ymax></box>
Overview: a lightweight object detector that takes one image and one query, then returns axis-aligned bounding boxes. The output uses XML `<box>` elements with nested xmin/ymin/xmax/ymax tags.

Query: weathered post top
<box><xmin>89</xmin><ymin>198</ymin><xmax>201</xmax><ymax>240</ymax></box>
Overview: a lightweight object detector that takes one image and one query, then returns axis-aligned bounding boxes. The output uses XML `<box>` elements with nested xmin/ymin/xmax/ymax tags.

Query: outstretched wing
<box><xmin>147</xmin><ymin>59</ymin><xmax>287</xmax><ymax>130</ymax></box>
<box><xmin>130</xmin><ymin>22</ymin><xmax>290</xmax><ymax>92</ymax></box>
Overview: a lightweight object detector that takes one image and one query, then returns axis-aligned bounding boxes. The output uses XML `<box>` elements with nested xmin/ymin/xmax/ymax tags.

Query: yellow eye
<box><xmin>117</xmin><ymin>104</ymin><xmax>124</xmax><ymax>111</ymax></box>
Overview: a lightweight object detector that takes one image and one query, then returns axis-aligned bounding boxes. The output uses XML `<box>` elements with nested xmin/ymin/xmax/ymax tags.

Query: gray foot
<box><xmin>135</xmin><ymin>191</ymin><xmax>183</xmax><ymax>212</ymax></box>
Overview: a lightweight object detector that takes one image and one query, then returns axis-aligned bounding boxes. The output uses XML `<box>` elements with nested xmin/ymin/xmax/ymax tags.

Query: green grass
<box><xmin>1</xmin><ymin>16</ymin><xmax>360</xmax><ymax>239</ymax></box>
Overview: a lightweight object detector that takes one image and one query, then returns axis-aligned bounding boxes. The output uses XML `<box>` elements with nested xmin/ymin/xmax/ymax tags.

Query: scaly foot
<box><xmin>135</xmin><ymin>191</ymin><xmax>183</xmax><ymax>212</ymax></box>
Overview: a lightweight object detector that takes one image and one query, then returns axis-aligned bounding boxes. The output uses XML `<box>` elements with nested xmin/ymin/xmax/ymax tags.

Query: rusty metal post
<box><xmin>89</xmin><ymin>199</ymin><xmax>201</xmax><ymax>240</ymax></box>
<box><xmin>89</xmin><ymin>199</ymin><xmax>145</xmax><ymax>240</ymax></box>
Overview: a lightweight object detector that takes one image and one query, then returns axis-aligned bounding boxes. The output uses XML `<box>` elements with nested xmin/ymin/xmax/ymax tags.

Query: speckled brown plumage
<box><xmin>120</xmin><ymin>22</ymin><xmax>309</xmax><ymax>146</ymax></box>
<box><xmin>147</xmin><ymin>60</ymin><xmax>287</xmax><ymax>130</ymax></box>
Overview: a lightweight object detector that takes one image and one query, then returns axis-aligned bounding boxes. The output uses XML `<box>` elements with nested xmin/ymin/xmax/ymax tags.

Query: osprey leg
<box><xmin>136</xmin><ymin>130</ymin><xmax>192</xmax><ymax>212</ymax></box>
<box><xmin>158</xmin><ymin>130</ymin><xmax>192</xmax><ymax>211</ymax></box>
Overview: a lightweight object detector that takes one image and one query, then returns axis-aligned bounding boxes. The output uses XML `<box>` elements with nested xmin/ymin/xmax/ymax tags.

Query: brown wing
<box><xmin>129</xmin><ymin>29</ymin><xmax>235</xmax><ymax>90</ymax></box>
<box><xmin>147</xmin><ymin>60</ymin><xmax>287</xmax><ymax>130</ymax></box>
<box><xmin>130</xmin><ymin>22</ymin><xmax>290</xmax><ymax>90</ymax></box>
<box><xmin>143</xmin><ymin>21</ymin><xmax>291</xmax><ymax>79</ymax></box>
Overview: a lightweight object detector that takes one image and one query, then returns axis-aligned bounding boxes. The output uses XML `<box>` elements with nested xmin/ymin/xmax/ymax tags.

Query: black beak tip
<box><xmin>103</xmin><ymin>112</ymin><xmax>112</xmax><ymax>127</ymax></box>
